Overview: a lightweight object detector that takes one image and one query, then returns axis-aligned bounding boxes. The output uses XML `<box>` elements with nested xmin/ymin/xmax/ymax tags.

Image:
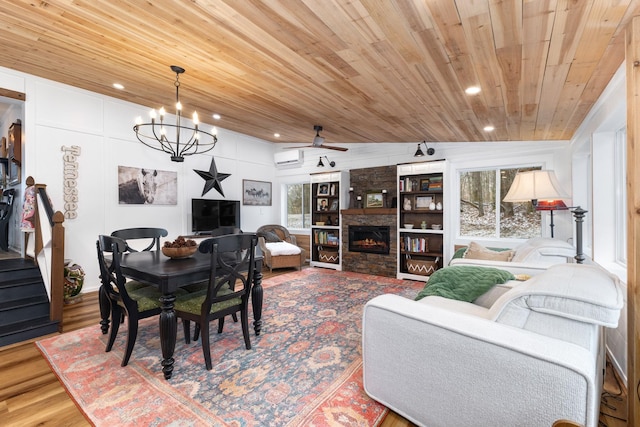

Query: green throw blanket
<box><xmin>415</xmin><ymin>266</ymin><xmax>515</xmax><ymax>302</ymax></box>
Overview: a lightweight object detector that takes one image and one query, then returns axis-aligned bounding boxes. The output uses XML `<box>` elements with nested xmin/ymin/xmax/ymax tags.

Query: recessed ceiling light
<box><xmin>113</xmin><ymin>83</ymin><xmax>124</xmax><ymax>90</ymax></box>
<box><xmin>212</xmin><ymin>114</ymin><xmax>221</xmax><ymax>120</ymax></box>
<box><xmin>483</xmin><ymin>125</ymin><xmax>495</xmax><ymax>132</ymax></box>
<box><xmin>465</xmin><ymin>86</ymin><xmax>481</xmax><ymax>95</ymax></box>
<box><xmin>274</xmin><ymin>133</ymin><xmax>280</xmax><ymax>138</ymax></box>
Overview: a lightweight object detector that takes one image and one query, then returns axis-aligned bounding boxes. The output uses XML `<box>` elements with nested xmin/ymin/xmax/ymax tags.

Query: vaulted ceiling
<box><xmin>0</xmin><ymin>0</ymin><xmax>637</xmax><ymax>146</ymax></box>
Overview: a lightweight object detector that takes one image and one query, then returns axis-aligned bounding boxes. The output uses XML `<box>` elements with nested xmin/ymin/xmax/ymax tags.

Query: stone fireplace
<box><xmin>348</xmin><ymin>225</ymin><xmax>390</xmax><ymax>254</ymax></box>
<box><xmin>339</xmin><ymin>164</ymin><xmax>398</xmax><ymax>277</ymax></box>
<box><xmin>341</xmin><ymin>209</ymin><xmax>396</xmax><ymax>277</ymax></box>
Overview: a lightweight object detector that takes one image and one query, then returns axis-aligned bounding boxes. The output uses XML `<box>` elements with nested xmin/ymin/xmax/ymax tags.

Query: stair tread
<box><xmin>0</xmin><ymin>295</ymin><xmax>49</xmax><ymax>310</ymax></box>
<box><xmin>0</xmin><ymin>320</ymin><xmax>60</xmax><ymax>347</ymax></box>
<box><xmin>0</xmin><ymin>277</ymin><xmax>45</xmax><ymax>288</ymax></box>
<box><xmin>0</xmin><ymin>316</ymin><xmax>57</xmax><ymax>335</ymax></box>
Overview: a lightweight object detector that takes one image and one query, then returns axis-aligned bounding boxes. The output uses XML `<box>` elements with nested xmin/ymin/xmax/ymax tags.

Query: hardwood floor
<box><xmin>0</xmin><ymin>266</ymin><xmax>628</xmax><ymax>427</ymax></box>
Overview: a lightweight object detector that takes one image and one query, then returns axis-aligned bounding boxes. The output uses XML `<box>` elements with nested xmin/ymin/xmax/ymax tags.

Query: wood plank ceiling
<box><xmin>0</xmin><ymin>0</ymin><xmax>638</xmax><ymax>146</ymax></box>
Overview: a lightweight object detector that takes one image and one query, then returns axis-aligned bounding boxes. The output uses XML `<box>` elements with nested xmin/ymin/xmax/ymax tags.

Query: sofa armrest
<box><xmin>362</xmin><ymin>294</ymin><xmax>601</xmax><ymax>427</ymax></box>
<box><xmin>449</xmin><ymin>257</ymin><xmax>551</xmax><ymax>276</ymax></box>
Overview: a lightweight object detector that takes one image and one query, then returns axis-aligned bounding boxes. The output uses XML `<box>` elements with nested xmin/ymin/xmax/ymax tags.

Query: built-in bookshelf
<box><xmin>310</xmin><ymin>171</ymin><xmax>349</xmax><ymax>270</ymax></box>
<box><xmin>397</xmin><ymin>160</ymin><xmax>446</xmax><ymax>281</ymax></box>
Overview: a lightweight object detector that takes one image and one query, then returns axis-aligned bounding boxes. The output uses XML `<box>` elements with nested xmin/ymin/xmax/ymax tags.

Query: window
<box><xmin>286</xmin><ymin>182</ymin><xmax>311</xmax><ymax>229</ymax></box>
<box><xmin>459</xmin><ymin>166</ymin><xmax>541</xmax><ymax>239</ymax></box>
<box><xmin>614</xmin><ymin>127</ymin><xmax>627</xmax><ymax>265</ymax></box>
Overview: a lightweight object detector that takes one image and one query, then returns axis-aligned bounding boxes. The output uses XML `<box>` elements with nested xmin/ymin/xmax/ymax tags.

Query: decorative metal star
<box><xmin>194</xmin><ymin>157</ymin><xmax>230</xmax><ymax>197</ymax></box>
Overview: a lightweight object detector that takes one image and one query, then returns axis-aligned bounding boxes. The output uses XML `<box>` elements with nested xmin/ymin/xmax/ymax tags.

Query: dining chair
<box><xmin>174</xmin><ymin>233</ymin><xmax>258</xmax><ymax>370</ymax></box>
<box><xmin>96</xmin><ymin>235</ymin><xmax>185</xmax><ymax>366</ymax></box>
<box><xmin>98</xmin><ymin>227</ymin><xmax>169</xmax><ymax>335</ymax></box>
<box><xmin>110</xmin><ymin>227</ymin><xmax>168</xmax><ymax>253</ymax></box>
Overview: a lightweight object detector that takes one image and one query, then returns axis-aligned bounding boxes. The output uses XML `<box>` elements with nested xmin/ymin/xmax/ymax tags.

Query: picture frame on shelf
<box><xmin>415</xmin><ymin>196</ymin><xmax>433</xmax><ymax>209</ymax></box>
<box><xmin>365</xmin><ymin>191</ymin><xmax>384</xmax><ymax>208</ymax></box>
<box><xmin>420</xmin><ymin>179</ymin><xmax>430</xmax><ymax>191</ymax></box>
<box><xmin>317</xmin><ymin>182</ymin><xmax>330</xmax><ymax>195</ymax></box>
<box><xmin>317</xmin><ymin>198</ymin><xmax>329</xmax><ymax>211</ymax></box>
<box><xmin>329</xmin><ymin>199</ymin><xmax>339</xmax><ymax>211</ymax></box>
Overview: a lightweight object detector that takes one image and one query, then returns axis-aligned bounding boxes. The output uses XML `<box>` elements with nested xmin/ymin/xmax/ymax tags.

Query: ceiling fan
<box><xmin>289</xmin><ymin>125</ymin><xmax>349</xmax><ymax>151</ymax></box>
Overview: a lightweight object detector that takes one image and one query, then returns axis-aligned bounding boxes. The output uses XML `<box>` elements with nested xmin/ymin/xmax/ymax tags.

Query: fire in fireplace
<box><xmin>349</xmin><ymin>226</ymin><xmax>390</xmax><ymax>254</ymax></box>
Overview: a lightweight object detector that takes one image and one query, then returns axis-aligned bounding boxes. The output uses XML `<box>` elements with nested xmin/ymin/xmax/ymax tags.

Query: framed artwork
<box><xmin>420</xmin><ymin>179</ymin><xmax>430</xmax><ymax>191</ymax></box>
<box><xmin>117</xmin><ymin>166</ymin><xmax>177</xmax><ymax>205</ymax></box>
<box><xmin>0</xmin><ymin>158</ymin><xmax>7</xmax><ymax>187</ymax></box>
<box><xmin>243</xmin><ymin>179</ymin><xmax>272</xmax><ymax>206</ymax></box>
<box><xmin>317</xmin><ymin>198</ymin><xmax>329</xmax><ymax>211</ymax></box>
<box><xmin>415</xmin><ymin>196</ymin><xmax>433</xmax><ymax>209</ymax></box>
<box><xmin>8</xmin><ymin>159</ymin><xmax>19</xmax><ymax>185</ymax></box>
<box><xmin>317</xmin><ymin>182</ymin><xmax>330</xmax><ymax>195</ymax></box>
<box><xmin>329</xmin><ymin>199</ymin><xmax>339</xmax><ymax>211</ymax></box>
<box><xmin>366</xmin><ymin>191</ymin><xmax>384</xmax><ymax>208</ymax></box>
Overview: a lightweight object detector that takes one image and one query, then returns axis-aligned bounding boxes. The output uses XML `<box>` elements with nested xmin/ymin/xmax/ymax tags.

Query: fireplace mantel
<box><xmin>341</xmin><ymin>208</ymin><xmax>396</xmax><ymax>215</ymax></box>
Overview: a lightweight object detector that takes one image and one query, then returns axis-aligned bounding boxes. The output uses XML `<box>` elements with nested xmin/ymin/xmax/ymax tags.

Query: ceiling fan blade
<box><xmin>283</xmin><ymin>145</ymin><xmax>314</xmax><ymax>149</ymax></box>
<box><xmin>323</xmin><ymin>145</ymin><xmax>349</xmax><ymax>152</ymax></box>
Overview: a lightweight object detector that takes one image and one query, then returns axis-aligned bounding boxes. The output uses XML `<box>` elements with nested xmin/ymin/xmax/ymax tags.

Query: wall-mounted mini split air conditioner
<box><xmin>274</xmin><ymin>149</ymin><xmax>303</xmax><ymax>168</ymax></box>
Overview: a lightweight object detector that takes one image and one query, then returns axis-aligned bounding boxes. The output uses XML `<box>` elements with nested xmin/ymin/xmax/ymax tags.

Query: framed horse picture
<box><xmin>117</xmin><ymin>165</ymin><xmax>177</xmax><ymax>205</ymax></box>
<box><xmin>243</xmin><ymin>179</ymin><xmax>272</xmax><ymax>206</ymax></box>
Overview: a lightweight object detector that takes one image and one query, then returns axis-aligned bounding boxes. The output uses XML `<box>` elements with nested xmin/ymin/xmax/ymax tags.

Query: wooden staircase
<box><xmin>0</xmin><ymin>258</ymin><xmax>59</xmax><ymax>346</ymax></box>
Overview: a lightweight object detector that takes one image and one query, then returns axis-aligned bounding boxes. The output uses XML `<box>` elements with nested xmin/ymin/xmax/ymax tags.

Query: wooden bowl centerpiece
<box><xmin>162</xmin><ymin>236</ymin><xmax>198</xmax><ymax>259</ymax></box>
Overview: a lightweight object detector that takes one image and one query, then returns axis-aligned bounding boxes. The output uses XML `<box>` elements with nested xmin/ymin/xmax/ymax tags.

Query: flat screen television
<box><xmin>191</xmin><ymin>199</ymin><xmax>241</xmax><ymax>234</ymax></box>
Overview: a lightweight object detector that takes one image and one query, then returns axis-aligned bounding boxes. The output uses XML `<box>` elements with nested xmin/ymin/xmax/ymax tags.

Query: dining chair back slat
<box><xmin>110</xmin><ymin>227</ymin><xmax>168</xmax><ymax>252</ymax></box>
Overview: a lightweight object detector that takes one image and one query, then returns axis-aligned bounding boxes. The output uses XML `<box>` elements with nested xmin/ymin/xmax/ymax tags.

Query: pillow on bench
<box><xmin>462</xmin><ymin>241</ymin><xmax>515</xmax><ymax>262</ymax></box>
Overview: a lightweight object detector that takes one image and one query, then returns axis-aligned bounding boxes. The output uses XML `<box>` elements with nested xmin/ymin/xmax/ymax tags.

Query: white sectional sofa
<box><xmin>362</xmin><ymin>263</ymin><xmax>623</xmax><ymax>427</ymax></box>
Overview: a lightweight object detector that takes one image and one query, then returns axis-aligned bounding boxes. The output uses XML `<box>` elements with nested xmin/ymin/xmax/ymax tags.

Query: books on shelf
<box><xmin>401</xmin><ymin>235</ymin><xmax>429</xmax><ymax>253</ymax></box>
<box><xmin>314</xmin><ymin>230</ymin><xmax>339</xmax><ymax>245</ymax></box>
<box><xmin>401</xmin><ymin>176</ymin><xmax>442</xmax><ymax>192</ymax></box>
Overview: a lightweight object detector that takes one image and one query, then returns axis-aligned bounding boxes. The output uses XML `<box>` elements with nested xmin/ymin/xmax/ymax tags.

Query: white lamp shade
<box><xmin>503</xmin><ymin>170</ymin><xmax>569</xmax><ymax>202</ymax></box>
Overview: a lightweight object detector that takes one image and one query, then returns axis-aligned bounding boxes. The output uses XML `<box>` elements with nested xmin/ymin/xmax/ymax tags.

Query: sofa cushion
<box><xmin>265</xmin><ymin>241</ymin><xmax>301</xmax><ymax>256</ymax></box>
<box><xmin>490</xmin><ymin>263</ymin><xmax>623</xmax><ymax>327</ymax></box>
<box><xmin>415</xmin><ymin>265</ymin><xmax>515</xmax><ymax>302</ymax></box>
<box><xmin>463</xmin><ymin>241</ymin><xmax>515</xmax><ymax>262</ymax></box>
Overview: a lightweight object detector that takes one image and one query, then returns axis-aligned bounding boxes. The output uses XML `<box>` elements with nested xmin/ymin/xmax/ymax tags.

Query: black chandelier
<box><xmin>134</xmin><ymin>65</ymin><xmax>218</xmax><ymax>162</ymax></box>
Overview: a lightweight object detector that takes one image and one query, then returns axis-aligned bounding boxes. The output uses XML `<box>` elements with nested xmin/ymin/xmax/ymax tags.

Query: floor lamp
<box><xmin>503</xmin><ymin>170</ymin><xmax>587</xmax><ymax>264</ymax></box>
<box><xmin>534</xmin><ymin>199</ymin><xmax>567</xmax><ymax>238</ymax></box>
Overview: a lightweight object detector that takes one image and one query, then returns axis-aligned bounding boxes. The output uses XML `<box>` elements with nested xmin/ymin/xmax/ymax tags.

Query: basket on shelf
<box><xmin>318</xmin><ymin>249</ymin><xmax>339</xmax><ymax>264</ymax></box>
<box><xmin>406</xmin><ymin>257</ymin><xmax>439</xmax><ymax>276</ymax></box>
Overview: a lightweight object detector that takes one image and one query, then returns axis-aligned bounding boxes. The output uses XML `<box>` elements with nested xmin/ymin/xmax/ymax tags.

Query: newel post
<box><xmin>50</xmin><ymin>211</ymin><xmax>65</xmax><ymax>331</ymax></box>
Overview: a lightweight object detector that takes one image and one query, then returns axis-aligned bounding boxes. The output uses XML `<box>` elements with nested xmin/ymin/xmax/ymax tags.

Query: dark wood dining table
<box><xmin>99</xmin><ymin>249</ymin><xmax>263</xmax><ymax>380</ymax></box>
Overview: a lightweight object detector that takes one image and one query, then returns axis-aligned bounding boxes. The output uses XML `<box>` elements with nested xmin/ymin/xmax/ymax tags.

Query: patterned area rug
<box><xmin>37</xmin><ymin>268</ymin><xmax>423</xmax><ymax>426</ymax></box>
